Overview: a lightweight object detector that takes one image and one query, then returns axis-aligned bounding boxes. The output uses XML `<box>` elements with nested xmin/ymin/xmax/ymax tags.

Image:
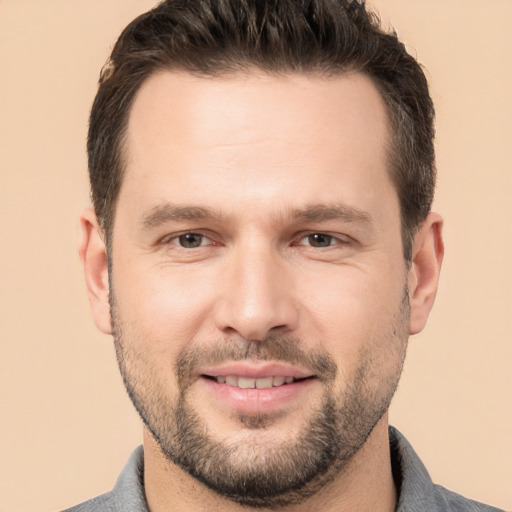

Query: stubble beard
<box><xmin>110</xmin><ymin>289</ymin><xmax>409</xmax><ymax>508</ymax></box>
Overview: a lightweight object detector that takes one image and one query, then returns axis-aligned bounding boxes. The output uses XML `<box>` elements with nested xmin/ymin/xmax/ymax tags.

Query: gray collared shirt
<box><xmin>62</xmin><ymin>427</ymin><xmax>505</xmax><ymax>511</ymax></box>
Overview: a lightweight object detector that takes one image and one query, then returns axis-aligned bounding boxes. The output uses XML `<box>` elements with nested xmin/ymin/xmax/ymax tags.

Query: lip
<box><xmin>198</xmin><ymin>362</ymin><xmax>317</xmax><ymax>414</ymax></box>
<box><xmin>201</xmin><ymin>377</ymin><xmax>316</xmax><ymax>414</ymax></box>
<box><xmin>199</xmin><ymin>362</ymin><xmax>314</xmax><ymax>380</ymax></box>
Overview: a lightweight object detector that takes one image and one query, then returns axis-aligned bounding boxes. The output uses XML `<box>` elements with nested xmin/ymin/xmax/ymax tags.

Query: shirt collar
<box><xmin>111</xmin><ymin>445</ymin><xmax>148</xmax><ymax>511</ymax></box>
<box><xmin>389</xmin><ymin>426</ymin><xmax>440</xmax><ymax>511</ymax></box>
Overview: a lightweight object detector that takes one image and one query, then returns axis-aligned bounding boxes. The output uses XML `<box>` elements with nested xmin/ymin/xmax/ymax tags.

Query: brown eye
<box><xmin>177</xmin><ymin>233</ymin><xmax>205</xmax><ymax>248</ymax></box>
<box><xmin>307</xmin><ymin>233</ymin><xmax>334</xmax><ymax>247</ymax></box>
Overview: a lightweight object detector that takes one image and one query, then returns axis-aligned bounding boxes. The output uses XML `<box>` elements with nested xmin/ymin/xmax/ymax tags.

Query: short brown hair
<box><xmin>88</xmin><ymin>0</ymin><xmax>435</xmax><ymax>260</ymax></box>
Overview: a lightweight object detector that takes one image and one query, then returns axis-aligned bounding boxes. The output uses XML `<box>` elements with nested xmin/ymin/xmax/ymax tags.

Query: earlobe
<box><xmin>408</xmin><ymin>212</ymin><xmax>444</xmax><ymax>335</ymax></box>
<box><xmin>78</xmin><ymin>207</ymin><xmax>112</xmax><ymax>335</ymax></box>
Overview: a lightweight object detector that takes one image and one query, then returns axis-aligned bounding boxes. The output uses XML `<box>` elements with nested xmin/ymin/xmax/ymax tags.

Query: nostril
<box><xmin>270</xmin><ymin>323</ymin><xmax>288</xmax><ymax>331</ymax></box>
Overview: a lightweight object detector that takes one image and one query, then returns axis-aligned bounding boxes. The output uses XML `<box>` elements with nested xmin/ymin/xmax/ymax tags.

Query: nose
<box><xmin>213</xmin><ymin>242</ymin><xmax>299</xmax><ymax>341</ymax></box>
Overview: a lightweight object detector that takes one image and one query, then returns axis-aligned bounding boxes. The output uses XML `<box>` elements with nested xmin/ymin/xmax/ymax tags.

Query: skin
<box><xmin>79</xmin><ymin>71</ymin><xmax>443</xmax><ymax>512</ymax></box>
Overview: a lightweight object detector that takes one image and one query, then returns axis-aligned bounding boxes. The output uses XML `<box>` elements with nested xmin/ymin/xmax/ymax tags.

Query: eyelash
<box><xmin>163</xmin><ymin>231</ymin><xmax>218</xmax><ymax>249</ymax></box>
<box><xmin>295</xmin><ymin>233</ymin><xmax>349</xmax><ymax>248</ymax></box>
<box><xmin>162</xmin><ymin>231</ymin><xmax>350</xmax><ymax>250</ymax></box>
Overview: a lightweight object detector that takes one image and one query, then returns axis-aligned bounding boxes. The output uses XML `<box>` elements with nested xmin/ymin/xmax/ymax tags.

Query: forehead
<box><xmin>120</xmin><ymin>70</ymin><xmax>395</xmax><ymax>222</ymax></box>
<box><xmin>125</xmin><ymin>70</ymin><xmax>389</xmax><ymax>160</ymax></box>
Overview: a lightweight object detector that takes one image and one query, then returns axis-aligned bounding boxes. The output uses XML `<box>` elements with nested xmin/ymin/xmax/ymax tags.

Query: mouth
<box><xmin>197</xmin><ymin>363</ymin><xmax>318</xmax><ymax>414</ymax></box>
<box><xmin>202</xmin><ymin>374</ymin><xmax>312</xmax><ymax>389</ymax></box>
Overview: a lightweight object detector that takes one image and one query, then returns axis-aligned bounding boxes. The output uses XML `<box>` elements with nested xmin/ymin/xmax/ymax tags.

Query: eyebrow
<box><xmin>140</xmin><ymin>204</ymin><xmax>220</xmax><ymax>229</ymax></box>
<box><xmin>293</xmin><ymin>204</ymin><xmax>373</xmax><ymax>225</ymax></box>
<box><xmin>139</xmin><ymin>202</ymin><xmax>372</xmax><ymax>230</ymax></box>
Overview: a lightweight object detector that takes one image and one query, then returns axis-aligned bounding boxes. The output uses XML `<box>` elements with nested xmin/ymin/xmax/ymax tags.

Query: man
<box><xmin>67</xmin><ymin>0</ymin><xmax>503</xmax><ymax>511</ymax></box>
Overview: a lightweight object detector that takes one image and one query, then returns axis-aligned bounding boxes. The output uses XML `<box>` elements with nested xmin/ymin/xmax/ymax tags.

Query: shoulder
<box><xmin>432</xmin><ymin>485</ymin><xmax>506</xmax><ymax>512</ymax></box>
<box><xmin>60</xmin><ymin>446</ymin><xmax>147</xmax><ymax>512</ymax></box>
<box><xmin>60</xmin><ymin>490</ymin><xmax>117</xmax><ymax>512</ymax></box>
<box><xmin>389</xmin><ymin>427</ymin><xmax>505</xmax><ymax>512</ymax></box>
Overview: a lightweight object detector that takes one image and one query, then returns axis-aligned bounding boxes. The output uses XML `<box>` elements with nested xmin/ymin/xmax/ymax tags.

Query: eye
<box><xmin>298</xmin><ymin>233</ymin><xmax>337</xmax><ymax>248</ymax></box>
<box><xmin>175</xmin><ymin>232</ymin><xmax>208</xmax><ymax>248</ymax></box>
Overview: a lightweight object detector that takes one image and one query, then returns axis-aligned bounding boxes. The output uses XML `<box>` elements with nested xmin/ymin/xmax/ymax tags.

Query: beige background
<box><xmin>1</xmin><ymin>1</ymin><xmax>511</xmax><ymax>511</ymax></box>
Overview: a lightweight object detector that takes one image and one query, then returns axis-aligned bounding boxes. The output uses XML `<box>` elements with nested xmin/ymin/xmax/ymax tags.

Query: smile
<box><xmin>205</xmin><ymin>375</ymin><xmax>307</xmax><ymax>389</ymax></box>
<box><xmin>198</xmin><ymin>363</ymin><xmax>317</xmax><ymax>412</ymax></box>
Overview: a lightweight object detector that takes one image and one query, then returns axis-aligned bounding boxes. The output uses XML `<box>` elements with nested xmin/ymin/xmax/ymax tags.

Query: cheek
<box><xmin>298</xmin><ymin>263</ymin><xmax>407</xmax><ymax>361</ymax></box>
<box><xmin>111</xmin><ymin>260</ymin><xmax>219</xmax><ymax>356</ymax></box>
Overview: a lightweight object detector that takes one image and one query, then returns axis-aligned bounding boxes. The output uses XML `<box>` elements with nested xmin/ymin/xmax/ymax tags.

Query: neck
<box><xmin>143</xmin><ymin>416</ymin><xmax>397</xmax><ymax>512</ymax></box>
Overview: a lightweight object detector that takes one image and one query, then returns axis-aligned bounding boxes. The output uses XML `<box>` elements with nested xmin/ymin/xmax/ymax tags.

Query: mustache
<box><xmin>175</xmin><ymin>337</ymin><xmax>337</xmax><ymax>389</ymax></box>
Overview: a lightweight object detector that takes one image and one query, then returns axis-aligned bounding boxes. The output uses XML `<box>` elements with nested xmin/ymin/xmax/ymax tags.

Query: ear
<box><xmin>78</xmin><ymin>207</ymin><xmax>112</xmax><ymax>335</ymax></box>
<box><xmin>408</xmin><ymin>212</ymin><xmax>444</xmax><ymax>335</ymax></box>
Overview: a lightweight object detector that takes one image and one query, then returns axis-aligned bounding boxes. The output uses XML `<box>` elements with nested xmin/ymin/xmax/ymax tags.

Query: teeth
<box><xmin>215</xmin><ymin>375</ymin><xmax>297</xmax><ymax>388</ymax></box>
<box><xmin>256</xmin><ymin>377</ymin><xmax>273</xmax><ymax>389</ymax></box>
<box><xmin>225</xmin><ymin>376</ymin><xmax>238</xmax><ymax>386</ymax></box>
<box><xmin>238</xmin><ymin>377</ymin><xmax>255</xmax><ymax>389</ymax></box>
<box><xmin>272</xmin><ymin>376</ymin><xmax>285</xmax><ymax>386</ymax></box>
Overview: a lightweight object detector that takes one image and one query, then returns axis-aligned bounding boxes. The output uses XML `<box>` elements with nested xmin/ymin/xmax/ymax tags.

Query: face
<box><xmin>108</xmin><ymin>71</ymin><xmax>410</xmax><ymax>506</ymax></box>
